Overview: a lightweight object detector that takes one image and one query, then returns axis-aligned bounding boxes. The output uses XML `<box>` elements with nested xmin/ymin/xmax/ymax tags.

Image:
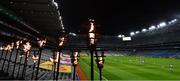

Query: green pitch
<box><xmin>79</xmin><ymin>55</ymin><xmax>180</xmax><ymax>80</ymax></box>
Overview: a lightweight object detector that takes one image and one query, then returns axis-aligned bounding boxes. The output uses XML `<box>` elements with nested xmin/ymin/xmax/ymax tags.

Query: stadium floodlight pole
<box><xmin>12</xmin><ymin>40</ymin><xmax>22</xmax><ymax>78</ymax></box>
<box><xmin>22</xmin><ymin>41</ymin><xmax>31</xmax><ymax>79</ymax></box>
<box><xmin>71</xmin><ymin>49</ymin><xmax>80</xmax><ymax>80</ymax></box>
<box><xmin>88</xmin><ymin>19</ymin><xmax>96</xmax><ymax>80</ymax></box>
<box><xmin>6</xmin><ymin>42</ymin><xmax>15</xmax><ymax>73</ymax></box>
<box><xmin>35</xmin><ymin>37</ymin><xmax>47</xmax><ymax>80</ymax></box>
<box><xmin>31</xmin><ymin>51</ymin><xmax>39</xmax><ymax>80</ymax></box>
<box><xmin>95</xmin><ymin>50</ymin><xmax>105</xmax><ymax>81</ymax></box>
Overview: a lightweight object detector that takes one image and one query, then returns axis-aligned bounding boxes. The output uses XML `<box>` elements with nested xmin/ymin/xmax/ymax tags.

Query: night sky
<box><xmin>60</xmin><ymin>0</ymin><xmax>180</xmax><ymax>36</ymax></box>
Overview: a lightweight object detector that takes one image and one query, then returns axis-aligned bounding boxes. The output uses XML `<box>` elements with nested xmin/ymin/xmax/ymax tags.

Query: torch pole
<box><xmin>56</xmin><ymin>51</ymin><xmax>61</xmax><ymax>81</ymax></box>
<box><xmin>6</xmin><ymin>49</ymin><xmax>14</xmax><ymax>73</ymax></box>
<box><xmin>53</xmin><ymin>62</ymin><xmax>56</xmax><ymax>81</ymax></box>
<box><xmin>31</xmin><ymin>62</ymin><xmax>36</xmax><ymax>80</ymax></box>
<box><xmin>22</xmin><ymin>51</ymin><xmax>28</xmax><ymax>79</ymax></box>
<box><xmin>99</xmin><ymin>68</ymin><xmax>102</xmax><ymax>81</ymax></box>
<box><xmin>73</xmin><ymin>65</ymin><xmax>76</xmax><ymax>80</ymax></box>
<box><xmin>90</xmin><ymin>48</ymin><xmax>94</xmax><ymax>80</ymax></box>
<box><xmin>1</xmin><ymin>50</ymin><xmax>9</xmax><ymax>71</ymax></box>
<box><xmin>0</xmin><ymin>50</ymin><xmax>4</xmax><ymax>61</ymax></box>
<box><xmin>35</xmin><ymin>48</ymin><xmax>42</xmax><ymax>80</ymax></box>
<box><xmin>16</xmin><ymin>55</ymin><xmax>23</xmax><ymax>78</ymax></box>
<box><xmin>12</xmin><ymin>49</ymin><xmax>19</xmax><ymax>77</ymax></box>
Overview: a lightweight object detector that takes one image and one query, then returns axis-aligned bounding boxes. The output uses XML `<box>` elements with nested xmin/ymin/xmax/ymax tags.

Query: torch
<box><xmin>56</xmin><ymin>36</ymin><xmax>65</xmax><ymax>81</ymax></box>
<box><xmin>88</xmin><ymin>19</ymin><xmax>97</xmax><ymax>80</ymax></box>
<box><xmin>31</xmin><ymin>52</ymin><xmax>39</xmax><ymax>80</ymax></box>
<box><xmin>6</xmin><ymin>42</ymin><xmax>15</xmax><ymax>73</ymax></box>
<box><xmin>1</xmin><ymin>44</ymin><xmax>13</xmax><ymax>71</ymax></box>
<box><xmin>35</xmin><ymin>37</ymin><xmax>47</xmax><ymax>80</ymax></box>
<box><xmin>95</xmin><ymin>50</ymin><xmax>105</xmax><ymax>81</ymax></box>
<box><xmin>0</xmin><ymin>45</ymin><xmax>5</xmax><ymax>62</ymax></box>
<box><xmin>12</xmin><ymin>40</ymin><xmax>22</xmax><ymax>78</ymax></box>
<box><xmin>21</xmin><ymin>41</ymin><xmax>31</xmax><ymax>79</ymax></box>
<box><xmin>71</xmin><ymin>49</ymin><xmax>80</xmax><ymax>80</ymax></box>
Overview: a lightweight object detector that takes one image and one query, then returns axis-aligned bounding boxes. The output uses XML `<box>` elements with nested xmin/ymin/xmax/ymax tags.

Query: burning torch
<box><xmin>88</xmin><ymin>19</ymin><xmax>97</xmax><ymax>80</ymax></box>
<box><xmin>35</xmin><ymin>37</ymin><xmax>47</xmax><ymax>80</ymax></box>
<box><xmin>71</xmin><ymin>50</ymin><xmax>80</xmax><ymax>80</ymax></box>
<box><xmin>21</xmin><ymin>41</ymin><xmax>31</xmax><ymax>79</ymax></box>
<box><xmin>12</xmin><ymin>40</ymin><xmax>22</xmax><ymax>78</ymax></box>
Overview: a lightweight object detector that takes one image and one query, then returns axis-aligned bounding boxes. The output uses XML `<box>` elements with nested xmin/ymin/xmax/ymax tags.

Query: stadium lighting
<box><xmin>158</xmin><ymin>22</ymin><xmax>167</xmax><ymax>28</ymax></box>
<box><xmin>169</xmin><ymin>19</ymin><xmax>178</xmax><ymax>24</ymax></box>
<box><xmin>135</xmin><ymin>31</ymin><xmax>140</xmax><ymax>34</ymax></box>
<box><xmin>130</xmin><ymin>32</ymin><xmax>135</xmax><ymax>36</ymax></box>
<box><xmin>149</xmin><ymin>26</ymin><xmax>156</xmax><ymax>30</ymax></box>
<box><xmin>69</xmin><ymin>32</ymin><xmax>77</xmax><ymax>36</ymax></box>
<box><xmin>118</xmin><ymin>35</ymin><xmax>124</xmax><ymax>38</ymax></box>
<box><xmin>142</xmin><ymin>28</ymin><xmax>147</xmax><ymax>32</ymax></box>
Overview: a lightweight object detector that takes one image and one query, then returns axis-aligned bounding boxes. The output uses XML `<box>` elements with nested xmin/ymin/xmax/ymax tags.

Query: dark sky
<box><xmin>60</xmin><ymin>0</ymin><xmax>180</xmax><ymax>36</ymax></box>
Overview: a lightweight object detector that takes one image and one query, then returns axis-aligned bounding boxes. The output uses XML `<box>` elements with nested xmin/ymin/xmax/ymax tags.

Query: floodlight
<box><xmin>149</xmin><ymin>26</ymin><xmax>156</xmax><ymax>30</ymax></box>
<box><xmin>135</xmin><ymin>31</ymin><xmax>140</xmax><ymax>34</ymax></box>
<box><xmin>118</xmin><ymin>35</ymin><xmax>125</xmax><ymax>38</ymax></box>
<box><xmin>142</xmin><ymin>28</ymin><xmax>147</xmax><ymax>32</ymax></box>
<box><xmin>158</xmin><ymin>22</ymin><xmax>166</xmax><ymax>28</ymax></box>
<box><xmin>130</xmin><ymin>32</ymin><xmax>135</xmax><ymax>36</ymax></box>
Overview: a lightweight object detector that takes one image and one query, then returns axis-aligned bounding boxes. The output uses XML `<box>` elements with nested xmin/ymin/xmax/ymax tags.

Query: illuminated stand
<box><xmin>35</xmin><ymin>37</ymin><xmax>47</xmax><ymax>80</ymax></box>
<box><xmin>88</xmin><ymin>19</ymin><xmax>97</xmax><ymax>80</ymax></box>
<box><xmin>95</xmin><ymin>50</ymin><xmax>105</xmax><ymax>81</ymax></box>
<box><xmin>71</xmin><ymin>49</ymin><xmax>80</xmax><ymax>80</ymax></box>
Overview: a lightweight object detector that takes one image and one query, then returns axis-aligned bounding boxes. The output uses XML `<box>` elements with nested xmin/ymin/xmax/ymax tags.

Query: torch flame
<box><xmin>32</xmin><ymin>55</ymin><xmax>39</xmax><ymax>63</ymax></box>
<box><xmin>23</xmin><ymin>42</ymin><xmax>31</xmax><ymax>53</ymax></box>
<box><xmin>37</xmin><ymin>38</ymin><xmax>47</xmax><ymax>48</ymax></box>
<box><xmin>89</xmin><ymin>20</ymin><xmax>96</xmax><ymax>45</ymax></box>
<box><xmin>89</xmin><ymin>22</ymin><xmax>95</xmax><ymax>32</ymax></box>
<box><xmin>59</xmin><ymin>37</ymin><xmax>65</xmax><ymax>47</ymax></box>
<box><xmin>16</xmin><ymin>40</ymin><xmax>22</xmax><ymax>49</ymax></box>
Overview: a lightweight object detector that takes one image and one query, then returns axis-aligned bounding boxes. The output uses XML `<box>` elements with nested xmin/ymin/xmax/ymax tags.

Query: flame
<box><xmin>2</xmin><ymin>43</ymin><xmax>14</xmax><ymax>51</ymax></box>
<box><xmin>16</xmin><ymin>40</ymin><xmax>22</xmax><ymax>49</ymax></box>
<box><xmin>37</xmin><ymin>38</ymin><xmax>47</xmax><ymax>48</ymax></box>
<box><xmin>89</xmin><ymin>22</ymin><xmax>95</xmax><ymax>32</ymax></box>
<box><xmin>98</xmin><ymin>57</ymin><xmax>103</xmax><ymax>65</ymax></box>
<box><xmin>89</xmin><ymin>20</ymin><xmax>96</xmax><ymax>45</ymax></box>
<box><xmin>50</xmin><ymin>52</ymin><xmax>59</xmax><ymax>63</ymax></box>
<box><xmin>59</xmin><ymin>37</ymin><xmax>65</xmax><ymax>47</ymax></box>
<box><xmin>74</xmin><ymin>52</ymin><xmax>78</xmax><ymax>57</ymax></box>
<box><xmin>23</xmin><ymin>42</ymin><xmax>31</xmax><ymax>53</ymax></box>
<box><xmin>32</xmin><ymin>55</ymin><xmax>39</xmax><ymax>63</ymax></box>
